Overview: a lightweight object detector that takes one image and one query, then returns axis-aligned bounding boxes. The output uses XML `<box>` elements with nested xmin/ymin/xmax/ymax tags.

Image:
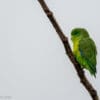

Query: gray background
<box><xmin>0</xmin><ymin>0</ymin><xmax>100</xmax><ymax>100</ymax></box>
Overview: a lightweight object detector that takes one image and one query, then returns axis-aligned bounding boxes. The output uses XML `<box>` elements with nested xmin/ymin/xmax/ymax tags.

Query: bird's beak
<box><xmin>71</xmin><ymin>37</ymin><xmax>72</xmax><ymax>40</ymax></box>
<box><xmin>71</xmin><ymin>37</ymin><xmax>74</xmax><ymax>42</ymax></box>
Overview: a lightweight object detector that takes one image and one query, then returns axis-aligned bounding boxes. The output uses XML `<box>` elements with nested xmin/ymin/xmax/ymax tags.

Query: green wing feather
<box><xmin>79</xmin><ymin>38</ymin><xmax>97</xmax><ymax>76</ymax></box>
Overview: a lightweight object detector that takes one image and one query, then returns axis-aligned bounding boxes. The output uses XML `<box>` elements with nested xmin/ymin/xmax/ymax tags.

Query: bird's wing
<box><xmin>79</xmin><ymin>38</ymin><xmax>97</xmax><ymax>75</ymax></box>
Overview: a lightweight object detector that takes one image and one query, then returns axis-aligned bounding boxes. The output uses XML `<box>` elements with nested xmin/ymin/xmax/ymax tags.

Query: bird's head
<box><xmin>71</xmin><ymin>28</ymin><xmax>89</xmax><ymax>42</ymax></box>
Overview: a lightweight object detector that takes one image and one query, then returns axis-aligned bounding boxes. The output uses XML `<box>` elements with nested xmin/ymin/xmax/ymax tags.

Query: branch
<box><xmin>37</xmin><ymin>0</ymin><xmax>99</xmax><ymax>100</ymax></box>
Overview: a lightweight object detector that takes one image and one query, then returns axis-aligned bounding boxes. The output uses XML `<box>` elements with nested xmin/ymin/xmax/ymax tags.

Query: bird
<box><xmin>71</xmin><ymin>28</ymin><xmax>97</xmax><ymax>77</ymax></box>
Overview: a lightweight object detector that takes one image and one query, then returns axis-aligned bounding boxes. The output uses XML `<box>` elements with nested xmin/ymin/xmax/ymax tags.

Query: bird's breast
<box><xmin>73</xmin><ymin>41</ymin><xmax>79</xmax><ymax>54</ymax></box>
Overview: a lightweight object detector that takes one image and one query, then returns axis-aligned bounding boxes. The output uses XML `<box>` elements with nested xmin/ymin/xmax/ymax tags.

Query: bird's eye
<box><xmin>71</xmin><ymin>30</ymin><xmax>80</xmax><ymax>36</ymax></box>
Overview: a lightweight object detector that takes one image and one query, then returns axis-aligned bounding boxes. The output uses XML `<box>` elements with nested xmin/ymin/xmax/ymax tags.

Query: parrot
<box><xmin>71</xmin><ymin>28</ymin><xmax>97</xmax><ymax>77</ymax></box>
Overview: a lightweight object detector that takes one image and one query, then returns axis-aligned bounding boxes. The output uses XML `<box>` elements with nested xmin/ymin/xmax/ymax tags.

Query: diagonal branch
<box><xmin>37</xmin><ymin>0</ymin><xmax>99</xmax><ymax>100</ymax></box>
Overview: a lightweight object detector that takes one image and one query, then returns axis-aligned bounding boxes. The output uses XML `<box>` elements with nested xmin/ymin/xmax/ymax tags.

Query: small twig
<box><xmin>37</xmin><ymin>0</ymin><xmax>99</xmax><ymax>100</ymax></box>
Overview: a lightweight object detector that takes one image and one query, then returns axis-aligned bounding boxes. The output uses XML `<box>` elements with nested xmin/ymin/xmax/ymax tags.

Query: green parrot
<box><xmin>71</xmin><ymin>28</ymin><xmax>97</xmax><ymax>77</ymax></box>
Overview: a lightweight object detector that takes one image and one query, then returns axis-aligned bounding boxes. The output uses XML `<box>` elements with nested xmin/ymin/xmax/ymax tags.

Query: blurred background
<box><xmin>0</xmin><ymin>0</ymin><xmax>100</xmax><ymax>100</ymax></box>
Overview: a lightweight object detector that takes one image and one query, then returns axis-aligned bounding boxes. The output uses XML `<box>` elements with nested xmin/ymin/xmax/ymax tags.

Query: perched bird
<box><xmin>71</xmin><ymin>28</ymin><xmax>97</xmax><ymax>77</ymax></box>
